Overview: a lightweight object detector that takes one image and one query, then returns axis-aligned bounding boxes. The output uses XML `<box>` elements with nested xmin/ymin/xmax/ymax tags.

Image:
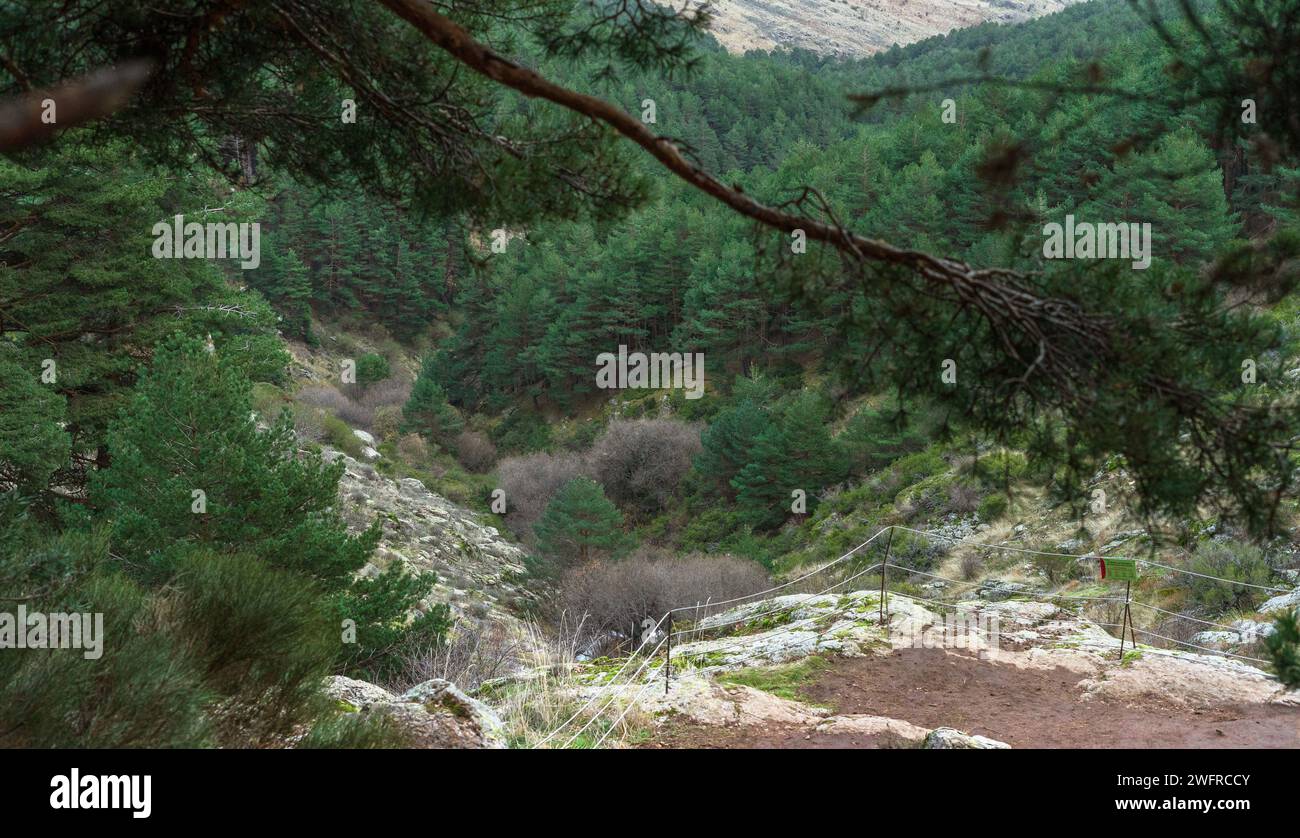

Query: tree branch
<box><xmin>0</xmin><ymin>59</ymin><xmax>154</xmax><ymax>152</ymax></box>
<box><xmin>375</xmin><ymin>0</ymin><xmax>1113</xmax><ymax>383</ymax></box>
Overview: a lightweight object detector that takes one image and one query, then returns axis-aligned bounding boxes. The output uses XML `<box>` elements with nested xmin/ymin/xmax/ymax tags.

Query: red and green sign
<box><xmin>1100</xmin><ymin>558</ymin><xmax>1139</xmax><ymax>581</ymax></box>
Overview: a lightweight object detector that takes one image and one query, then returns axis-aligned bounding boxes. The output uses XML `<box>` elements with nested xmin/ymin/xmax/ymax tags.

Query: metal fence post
<box><xmin>664</xmin><ymin>615</ymin><xmax>672</xmax><ymax>695</ymax></box>
<box><xmin>1118</xmin><ymin>580</ymin><xmax>1132</xmax><ymax>660</ymax></box>
<box><xmin>879</xmin><ymin>526</ymin><xmax>895</xmax><ymax>627</ymax></box>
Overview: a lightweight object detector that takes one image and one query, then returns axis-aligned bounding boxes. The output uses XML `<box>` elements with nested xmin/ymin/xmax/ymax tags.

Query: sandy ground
<box><xmin>643</xmin><ymin>648</ymin><xmax>1300</xmax><ymax>749</ymax></box>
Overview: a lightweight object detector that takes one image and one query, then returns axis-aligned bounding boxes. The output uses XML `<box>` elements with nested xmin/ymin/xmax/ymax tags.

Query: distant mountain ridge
<box><xmin>695</xmin><ymin>0</ymin><xmax>1084</xmax><ymax>57</ymax></box>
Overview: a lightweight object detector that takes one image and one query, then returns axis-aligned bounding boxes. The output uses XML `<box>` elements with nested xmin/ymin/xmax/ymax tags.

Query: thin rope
<box><xmin>666</xmin><ymin>528</ymin><xmax>890</xmax><ymax>615</ymax></box>
<box><xmin>670</xmin><ymin>562</ymin><xmax>884</xmax><ymax>637</ymax></box>
<box><xmin>534</xmin><ymin>614</ymin><xmax>668</xmax><ymax>747</ymax></box>
<box><xmin>591</xmin><ymin>664</ymin><xmax>665</xmax><ymax>749</ymax></box>
<box><xmin>558</xmin><ymin>636</ymin><xmax>668</xmax><ymax>749</ymax></box>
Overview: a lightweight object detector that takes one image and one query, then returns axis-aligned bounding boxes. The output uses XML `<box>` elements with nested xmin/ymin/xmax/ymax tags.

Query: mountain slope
<box><xmin>696</xmin><ymin>0</ymin><xmax>1083</xmax><ymax>56</ymax></box>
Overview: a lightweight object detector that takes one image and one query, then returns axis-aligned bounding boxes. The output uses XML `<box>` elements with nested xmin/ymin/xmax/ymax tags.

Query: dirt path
<box><xmin>644</xmin><ymin>649</ymin><xmax>1300</xmax><ymax>749</ymax></box>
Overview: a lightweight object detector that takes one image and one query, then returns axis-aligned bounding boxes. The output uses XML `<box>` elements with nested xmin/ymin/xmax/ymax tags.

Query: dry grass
<box><xmin>489</xmin><ymin>616</ymin><xmax>657</xmax><ymax>749</ymax></box>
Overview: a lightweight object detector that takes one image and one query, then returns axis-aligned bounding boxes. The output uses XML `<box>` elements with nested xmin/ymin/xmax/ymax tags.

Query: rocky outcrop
<box><xmin>580</xmin><ymin>590</ymin><xmax>1296</xmax><ymax>747</ymax></box>
<box><xmin>693</xmin><ymin>0</ymin><xmax>1082</xmax><ymax>58</ymax></box>
<box><xmin>326</xmin><ymin>675</ymin><xmax>506</xmax><ymax>749</ymax></box>
<box><xmin>323</xmin><ymin>448</ymin><xmax>536</xmax><ymax>630</ymax></box>
<box><xmin>1192</xmin><ymin>620</ymin><xmax>1276</xmax><ymax>649</ymax></box>
<box><xmin>1260</xmin><ymin>585</ymin><xmax>1300</xmax><ymax>614</ymax></box>
<box><xmin>668</xmin><ymin>590</ymin><xmax>901</xmax><ymax>670</ymax></box>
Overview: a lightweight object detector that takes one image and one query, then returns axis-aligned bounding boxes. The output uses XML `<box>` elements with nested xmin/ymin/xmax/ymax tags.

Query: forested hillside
<box><xmin>2</xmin><ymin>0</ymin><xmax>1299</xmax><ymax>750</ymax></box>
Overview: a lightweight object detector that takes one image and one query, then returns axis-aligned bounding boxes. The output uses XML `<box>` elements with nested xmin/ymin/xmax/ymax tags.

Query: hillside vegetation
<box><xmin>2</xmin><ymin>0</ymin><xmax>1299</xmax><ymax>747</ymax></box>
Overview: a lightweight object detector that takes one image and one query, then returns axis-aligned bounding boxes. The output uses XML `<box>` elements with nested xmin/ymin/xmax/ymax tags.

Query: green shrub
<box><xmin>969</xmin><ymin>450</ymin><xmax>1029</xmax><ymax>487</ymax></box>
<box><xmin>977</xmin><ymin>493</ymin><xmax>1009</xmax><ymax>521</ymax></box>
<box><xmin>1177</xmin><ymin>540</ymin><xmax>1276</xmax><ymax>613</ymax></box>
<box><xmin>491</xmin><ymin>409</ymin><xmax>551</xmax><ymax>454</ymax></box>
<box><xmin>1029</xmin><ymin>552</ymin><xmax>1088</xmax><ymax>585</ymax></box>
<box><xmin>0</xmin><ymin>538</ymin><xmax>350</xmax><ymax>748</ymax></box>
<box><xmin>355</xmin><ymin>353</ymin><xmax>391</xmax><ymax>384</ymax></box>
<box><xmin>886</xmin><ymin>529</ymin><xmax>947</xmax><ymax>571</ymax></box>
<box><xmin>251</xmin><ymin>381</ymin><xmax>289</xmax><ymax>420</ymax></box>
<box><xmin>680</xmin><ymin>505</ymin><xmax>746</xmax><ymax>552</ymax></box>
<box><xmin>322</xmin><ymin>413</ymin><xmax>365</xmax><ymax>458</ymax></box>
<box><xmin>839</xmin><ymin>403</ymin><xmax>930</xmax><ymax>474</ymax></box>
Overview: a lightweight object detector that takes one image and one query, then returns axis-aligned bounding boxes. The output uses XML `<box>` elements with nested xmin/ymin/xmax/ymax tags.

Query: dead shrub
<box><xmin>496</xmin><ymin>450</ymin><xmax>586</xmax><ymax>536</ymax></box>
<box><xmin>455</xmin><ymin>429</ymin><xmax>498</xmax><ymax>473</ymax></box>
<box><xmin>351</xmin><ymin>377</ymin><xmax>412</xmax><ymax>412</ymax></box>
<box><xmin>560</xmin><ymin>553</ymin><xmax>769</xmax><ymax>644</ymax></box>
<box><xmin>947</xmin><ymin>483</ymin><xmax>982</xmax><ymax>516</ymax></box>
<box><xmin>587</xmin><ymin>419</ymin><xmax>702</xmax><ymax>513</ymax></box>
<box><xmin>293</xmin><ymin>405</ymin><xmax>327</xmax><ymax>443</ymax></box>
<box><xmin>396</xmin><ymin>432</ymin><xmax>431</xmax><ymax>465</ymax></box>
<box><xmin>297</xmin><ymin>384</ymin><xmax>373</xmax><ymax>429</ymax></box>
<box><xmin>388</xmin><ymin>620</ymin><xmax>525</xmax><ymax>693</ymax></box>
<box><xmin>372</xmin><ymin>405</ymin><xmax>404</xmax><ymax>442</ymax></box>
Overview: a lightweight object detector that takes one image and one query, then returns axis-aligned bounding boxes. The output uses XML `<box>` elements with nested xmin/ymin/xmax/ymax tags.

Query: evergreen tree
<box><xmin>404</xmin><ymin>356</ymin><xmax>464</xmax><ymax>442</ymax></box>
<box><xmin>90</xmin><ymin>337</ymin><xmax>443</xmax><ymax>672</ymax></box>
<box><xmin>534</xmin><ymin>477</ymin><xmax>630</xmax><ymax>568</ymax></box>
<box><xmin>91</xmin><ymin>336</ymin><xmax>374</xmax><ymax>583</ymax></box>
<box><xmin>0</xmin><ymin>356</ymin><xmax>70</xmax><ymax>497</ymax></box>
<box><xmin>0</xmin><ymin>141</ymin><xmax>283</xmax><ymax>489</ymax></box>
<box><xmin>1082</xmin><ymin>127</ymin><xmax>1240</xmax><ymax>265</ymax></box>
<box><xmin>730</xmin><ymin>423</ymin><xmax>794</xmax><ymax>529</ymax></box>
<box><xmin>1265</xmin><ymin>609</ymin><xmax>1300</xmax><ymax>689</ymax></box>
<box><xmin>251</xmin><ymin>236</ymin><xmax>314</xmax><ymax>341</ymax></box>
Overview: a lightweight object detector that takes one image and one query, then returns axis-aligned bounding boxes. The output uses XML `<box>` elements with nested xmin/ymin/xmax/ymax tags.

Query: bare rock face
<box><xmin>694</xmin><ymin>0</ymin><xmax>1082</xmax><ymax>57</ymax></box>
<box><xmin>325</xmin><ymin>676</ymin><xmax>507</xmax><ymax>749</ymax></box>
<box><xmin>321</xmin><ymin>447</ymin><xmax>537</xmax><ymax>631</ymax></box>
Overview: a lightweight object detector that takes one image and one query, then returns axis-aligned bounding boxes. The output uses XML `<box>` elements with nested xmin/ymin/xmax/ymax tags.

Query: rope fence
<box><xmin>533</xmin><ymin>524</ymin><xmax>1296</xmax><ymax>747</ymax></box>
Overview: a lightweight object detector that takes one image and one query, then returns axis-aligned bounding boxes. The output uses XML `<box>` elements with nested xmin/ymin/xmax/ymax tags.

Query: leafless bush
<box><xmin>396</xmin><ymin>432</ymin><xmax>431</xmax><ymax>465</ymax></box>
<box><xmin>587</xmin><ymin>419</ymin><xmax>702</xmax><ymax>512</ymax></box>
<box><xmin>297</xmin><ymin>384</ymin><xmax>373</xmax><ymax>429</ymax></box>
<box><xmin>958</xmin><ymin>550</ymin><xmax>983</xmax><ymax>581</ymax></box>
<box><xmin>1150</xmin><ymin>613</ymin><xmax>1202</xmax><ymax>647</ymax></box>
<box><xmin>372</xmin><ymin>405</ymin><xmax>403</xmax><ymax>441</ymax></box>
<box><xmin>561</xmin><ymin>553</ymin><xmax>769</xmax><ymax>642</ymax></box>
<box><xmin>293</xmin><ymin>405</ymin><xmax>327</xmax><ymax>443</ymax></box>
<box><xmin>352</xmin><ymin>378</ymin><xmax>412</xmax><ymax>412</ymax></box>
<box><xmin>388</xmin><ymin>621</ymin><xmax>526</xmax><ymax>693</ymax></box>
<box><xmin>496</xmin><ymin>450</ymin><xmax>586</xmax><ymax>536</ymax></box>
<box><xmin>455</xmin><ymin>429</ymin><xmax>498</xmax><ymax>473</ymax></box>
<box><xmin>947</xmin><ymin>483</ymin><xmax>981</xmax><ymax>515</ymax></box>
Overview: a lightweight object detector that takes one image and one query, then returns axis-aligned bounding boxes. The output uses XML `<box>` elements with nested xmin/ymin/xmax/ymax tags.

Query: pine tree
<box><xmin>403</xmin><ymin>356</ymin><xmax>464</xmax><ymax>442</ymax></box>
<box><xmin>730</xmin><ymin>424</ymin><xmax>794</xmax><ymax>529</ymax></box>
<box><xmin>0</xmin><ymin>142</ymin><xmax>282</xmax><ymax>488</ymax></box>
<box><xmin>533</xmin><ymin>477</ymin><xmax>630</xmax><ymax>568</ymax></box>
<box><xmin>90</xmin><ymin>336</ymin><xmax>443</xmax><ymax>675</ymax></box>
<box><xmin>695</xmin><ymin>399</ymin><xmax>773</xmax><ymax>494</ymax></box>
<box><xmin>1082</xmin><ymin>127</ymin><xmax>1240</xmax><ymax>265</ymax></box>
<box><xmin>1265</xmin><ymin>609</ymin><xmax>1300</xmax><ymax>689</ymax></box>
<box><xmin>0</xmin><ymin>356</ymin><xmax>70</xmax><ymax>496</ymax></box>
<box><xmin>91</xmin><ymin>336</ymin><xmax>375</xmax><ymax>585</ymax></box>
<box><xmin>251</xmin><ymin>235</ymin><xmax>314</xmax><ymax>340</ymax></box>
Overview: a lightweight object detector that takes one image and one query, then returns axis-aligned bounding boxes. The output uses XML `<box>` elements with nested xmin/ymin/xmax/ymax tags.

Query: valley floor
<box><xmin>642</xmin><ymin>648</ymin><xmax>1300</xmax><ymax>749</ymax></box>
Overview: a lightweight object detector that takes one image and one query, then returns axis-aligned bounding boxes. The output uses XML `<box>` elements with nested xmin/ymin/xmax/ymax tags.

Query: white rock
<box><xmin>324</xmin><ymin>675</ymin><xmax>395</xmax><ymax>709</ymax></box>
<box><xmin>924</xmin><ymin>727</ymin><xmax>1011</xmax><ymax>749</ymax></box>
<box><xmin>1260</xmin><ymin>587</ymin><xmax>1300</xmax><ymax>614</ymax></box>
<box><xmin>400</xmin><ymin>678</ymin><xmax>507</xmax><ymax>748</ymax></box>
<box><xmin>352</xmin><ymin>428</ymin><xmax>377</xmax><ymax>446</ymax></box>
<box><xmin>1191</xmin><ymin>620</ymin><xmax>1276</xmax><ymax>649</ymax></box>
